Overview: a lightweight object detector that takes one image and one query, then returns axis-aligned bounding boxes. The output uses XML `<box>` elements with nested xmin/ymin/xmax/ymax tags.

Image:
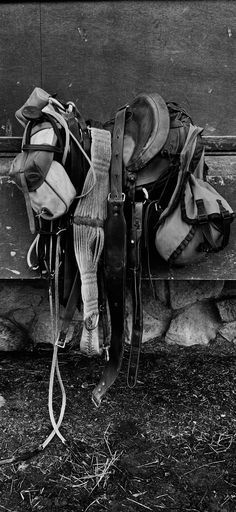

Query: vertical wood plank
<box><xmin>40</xmin><ymin>1</ymin><xmax>236</xmax><ymax>135</ymax></box>
<box><xmin>0</xmin><ymin>1</ymin><xmax>236</xmax><ymax>134</ymax></box>
<box><xmin>0</xmin><ymin>3</ymin><xmax>42</xmax><ymax>136</ymax></box>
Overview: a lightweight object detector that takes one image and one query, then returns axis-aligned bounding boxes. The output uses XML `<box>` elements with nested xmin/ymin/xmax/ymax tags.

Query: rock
<box><xmin>0</xmin><ymin>284</ymin><xmax>47</xmax><ymax>333</ymax></box>
<box><xmin>30</xmin><ymin>309</ymin><xmax>54</xmax><ymax>346</ymax></box>
<box><xmin>30</xmin><ymin>299</ymin><xmax>82</xmax><ymax>347</ymax></box>
<box><xmin>0</xmin><ymin>284</ymin><xmax>45</xmax><ymax>316</ymax></box>
<box><xmin>165</xmin><ymin>301</ymin><xmax>220</xmax><ymax>346</ymax></box>
<box><xmin>12</xmin><ymin>308</ymin><xmax>35</xmax><ymax>330</ymax></box>
<box><xmin>216</xmin><ymin>297</ymin><xmax>236</xmax><ymax>322</ymax></box>
<box><xmin>169</xmin><ymin>280</ymin><xmax>224</xmax><ymax>310</ymax></box>
<box><xmin>0</xmin><ymin>395</ymin><xmax>6</xmax><ymax>408</ymax></box>
<box><xmin>218</xmin><ymin>321</ymin><xmax>236</xmax><ymax>343</ymax></box>
<box><xmin>125</xmin><ymin>284</ymin><xmax>172</xmax><ymax>344</ymax></box>
<box><xmin>0</xmin><ymin>317</ymin><xmax>32</xmax><ymax>351</ymax></box>
<box><xmin>151</xmin><ymin>279</ymin><xmax>170</xmax><ymax>305</ymax></box>
<box><xmin>221</xmin><ymin>281</ymin><xmax>236</xmax><ymax>298</ymax></box>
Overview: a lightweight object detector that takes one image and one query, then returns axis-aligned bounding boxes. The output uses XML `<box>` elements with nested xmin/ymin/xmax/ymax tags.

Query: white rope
<box><xmin>26</xmin><ymin>234</ymin><xmax>40</xmax><ymax>270</ymax></box>
<box><xmin>40</xmin><ymin>232</ymin><xmax>67</xmax><ymax>450</ymax></box>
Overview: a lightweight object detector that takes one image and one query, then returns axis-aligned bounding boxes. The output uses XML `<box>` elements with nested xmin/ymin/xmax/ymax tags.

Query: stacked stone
<box><xmin>0</xmin><ymin>280</ymin><xmax>236</xmax><ymax>351</ymax></box>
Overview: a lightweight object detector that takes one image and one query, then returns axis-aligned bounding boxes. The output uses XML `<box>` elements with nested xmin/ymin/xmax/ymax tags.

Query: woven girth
<box><xmin>73</xmin><ymin>128</ymin><xmax>111</xmax><ymax>356</ymax></box>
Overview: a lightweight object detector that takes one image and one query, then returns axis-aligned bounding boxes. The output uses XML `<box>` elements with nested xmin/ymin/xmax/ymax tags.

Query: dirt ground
<box><xmin>1</xmin><ymin>337</ymin><xmax>236</xmax><ymax>512</ymax></box>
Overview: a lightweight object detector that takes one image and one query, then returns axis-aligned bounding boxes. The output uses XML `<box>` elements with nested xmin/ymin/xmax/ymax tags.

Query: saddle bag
<box><xmin>10</xmin><ymin>116</ymin><xmax>76</xmax><ymax>222</ymax></box>
<box><xmin>154</xmin><ymin>124</ymin><xmax>234</xmax><ymax>265</ymax></box>
<box><xmin>10</xmin><ymin>106</ymin><xmax>76</xmax><ymax>225</ymax></box>
<box><xmin>9</xmin><ymin>88</ymin><xmax>91</xmax><ymax>230</ymax></box>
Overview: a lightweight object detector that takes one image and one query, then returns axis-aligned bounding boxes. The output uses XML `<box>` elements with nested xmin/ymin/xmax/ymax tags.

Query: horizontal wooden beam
<box><xmin>1</xmin><ymin>136</ymin><xmax>236</xmax><ymax>155</ymax></box>
<box><xmin>202</xmin><ymin>136</ymin><xmax>236</xmax><ymax>155</ymax></box>
<box><xmin>0</xmin><ymin>137</ymin><xmax>22</xmax><ymax>152</ymax></box>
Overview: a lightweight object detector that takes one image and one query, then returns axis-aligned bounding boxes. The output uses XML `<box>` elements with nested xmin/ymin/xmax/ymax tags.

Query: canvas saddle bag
<box><xmin>9</xmin><ymin>91</ymin><xmax>77</xmax><ymax>232</ymax></box>
<box><xmin>154</xmin><ymin>125</ymin><xmax>234</xmax><ymax>265</ymax></box>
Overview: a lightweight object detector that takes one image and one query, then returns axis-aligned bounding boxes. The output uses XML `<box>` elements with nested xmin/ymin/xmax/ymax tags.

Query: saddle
<box><xmin>10</xmin><ymin>88</ymin><xmax>233</xmax><ymax>412</ymax></box>
<box><xmin>91</xmin><ymin>93</ymin><xmax>171</xmax><ymax>404</ymax></box>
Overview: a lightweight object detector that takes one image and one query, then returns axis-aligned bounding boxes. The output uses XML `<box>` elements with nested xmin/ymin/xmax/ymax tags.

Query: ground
<box><xmin>1</xmin><ymin>337</ymin><xmax>236</xmax><ymax>512</ymax></box>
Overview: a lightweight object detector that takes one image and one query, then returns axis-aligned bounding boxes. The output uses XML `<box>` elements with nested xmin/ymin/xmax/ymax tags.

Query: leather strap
<box><xmin>20</xmin><ymin>170</ymin><xmax>36</xmax><ymax>234</ymax></box>
<box><xmin>127</xmin><ymin>200</ymin><xmax>143</xmax><ymax>387</ymax></box>
<box><xmin>22</xmin><ymin>144</ymin><xmax>61</xmax><ymax>153</ymax></box>
<box><xmin>217</xmin><ymin>200</ymin><xmax>232</xmax><ymax>248</ymax></box>
<box><xmin>97</xmin><ymin>262</ymin><xmax>111</xmax><ymax>356</ymax></box>
<box><xmin>56</xmin><ymin>269</ymin><xmax>81</xmax><ymax>348</ymax></box>
<box><xmin>92</xmin><ymin>107</ymin><xmax>127</xmax><ymax>407</ymax></box>
<box><xmin>196</xmin><ymin>198</ymin><xmax>233</xmax><ymax>252</ymax></box>
<box><xmin>73</xmin><ymin>105</ymin><xmax>91</xmax><ymax>154</ymax></box>
<box><xmin>196</xmin><ymin>199</ymin><xmax>218</xmax><ymax>251</ymax></box>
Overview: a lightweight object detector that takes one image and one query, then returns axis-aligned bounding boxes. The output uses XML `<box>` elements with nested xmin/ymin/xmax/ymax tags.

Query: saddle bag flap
<box><xmin>10</xmin><ymin>127</ymin><xmax>56</xmax><ymax>190</ymax></box>
<box><xmin>30</xmin><ymin>160</ymin><xmax>76</xmax><ymax>220</ymax></box>
<box><xmin>10</xmin><ymin>125</ymin><xmax>76</xmax><ymax>220</ymax></box>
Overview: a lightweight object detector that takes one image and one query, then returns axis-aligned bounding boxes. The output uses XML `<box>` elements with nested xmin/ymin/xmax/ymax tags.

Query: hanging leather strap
<box><xmin>20</xmin><ymin>170</ymin><xmax>36</xmax><ymax>234</ymax></box>
<box><xmin>92</xmin><ymin>106</ymin><xmax>127</xmax><ymax>407</ymax></box>
<box><xmin>56</xmin><ymin>269</ymin><xmax>81</xmax><ymax>348</ymax></box>
<box><xmin>127</xmin><ymin>200</ymin><xmax>144</xmax><ymax>388</ymax></box>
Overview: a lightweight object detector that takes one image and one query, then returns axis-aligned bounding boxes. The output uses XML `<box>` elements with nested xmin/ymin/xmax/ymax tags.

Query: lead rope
<box><xmin>0</xmin><ymin>225</ymin><xmax>67</xmax><ymax>465</ymax></box>
<box><xmin>29</xmin><ymin>219</ymin><xmax>67</xmax><ymax>448</ymax></box>
<box><xmin>41</xmin><ymin>224</ymin><xmax>67</xmax><ymax>449</ymax></box>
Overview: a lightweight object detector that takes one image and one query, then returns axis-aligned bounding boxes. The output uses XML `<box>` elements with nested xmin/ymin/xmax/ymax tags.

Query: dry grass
<box><xmin>1</xmin><ymin>338</ymin><xmax>236</xmax><ymax>511</ymax></box>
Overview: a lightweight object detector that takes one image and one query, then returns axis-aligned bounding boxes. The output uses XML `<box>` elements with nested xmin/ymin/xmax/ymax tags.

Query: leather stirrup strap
<box><xmin>92</xmin><ymin>106</ymin><xmax>127</xmax><ymax>407</ymax></box>
<box><xmin>127</xmin><ymin>200</ymin><xmax>143</xmax><ymax>388</ymax></box>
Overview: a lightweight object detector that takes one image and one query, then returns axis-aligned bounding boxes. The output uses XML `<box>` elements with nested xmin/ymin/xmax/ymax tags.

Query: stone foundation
<box><xmin>0</xmin><ymin>280</ymin><xmax>235</xmax><ymax>351</ymax></box>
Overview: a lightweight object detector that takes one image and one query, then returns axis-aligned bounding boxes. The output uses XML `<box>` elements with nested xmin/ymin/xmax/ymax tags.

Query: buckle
<box><xmin>107</xmin><ymin>192</ymin><xmax>125</xmax><ymax>202</ymax></box>
<box><xmin>197</xmin><ymin>213</ymin><xmax>208</xmax><ymax>225</ymax></box>
<box><xmin>55</xmin><ymin>332</ymin><xmax>67</xmax><ymax>349</ymax></box>
<box><xmin>221</xmin><ymin>210</ymin><xmax>233</xmax><ymax>221</ymax></box>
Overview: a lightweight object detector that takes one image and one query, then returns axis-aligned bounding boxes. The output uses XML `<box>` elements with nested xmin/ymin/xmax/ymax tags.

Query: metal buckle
<box><xmin>221</xmin><ymin>210</ymin><xmax>232</xmax><ymax>221</ymax></box>
<box><xmin>197</xmin><ymin>213</ymin><xmax>208</xmax><ymax>225</ymax></box>
<box><xmin>107</xmin><ymin>192</ymin><xmax>126</xmax><ymax>202</ymax></box>
<box><xmin>55</xmin><ymin>332</ymin><xmax>67</xmax><ymax>349</ymax></box>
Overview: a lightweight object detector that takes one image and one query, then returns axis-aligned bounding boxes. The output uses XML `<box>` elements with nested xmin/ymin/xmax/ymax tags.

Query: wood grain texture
<box><xmin>40</xmin><ymin>1</ymin><xmax>236</xmax><ymax>135</ymax></box>
<box><xmin>0</xmin><ymin>3</ymin><xmax>41</xmax><ymax>137</ymax></box>
<box><xmin>1</xmin><ymin>2</ymin><xmax>236</xmax><ymax>136</ymax></box>
<box><xmin>1</xmin><ymin>135</ymin><xmax>236</xmax><ymax>156</ymax></box>
<box><xmin>0</xmin><ymin>179</ymin><xmax>38</xmax><ymax>279</ymax></box>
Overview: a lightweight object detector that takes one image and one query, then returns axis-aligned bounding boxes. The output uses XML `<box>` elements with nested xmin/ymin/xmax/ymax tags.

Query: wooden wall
<box><xmin>0</xmin><ymin>1</ymin><xmax>236</xmax><ymax>136</ymax></box>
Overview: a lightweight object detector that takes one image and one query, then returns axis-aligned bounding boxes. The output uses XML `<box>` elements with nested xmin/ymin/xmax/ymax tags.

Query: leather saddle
<box><xmin>105</xmin><ymin>92</ymin><xmax>170</xmax><ymax>173</ymax></box>
<box><xmin>92</xmin><ymin>92</ymin><xmax>170</xmax><ymax>406</ymax></box>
